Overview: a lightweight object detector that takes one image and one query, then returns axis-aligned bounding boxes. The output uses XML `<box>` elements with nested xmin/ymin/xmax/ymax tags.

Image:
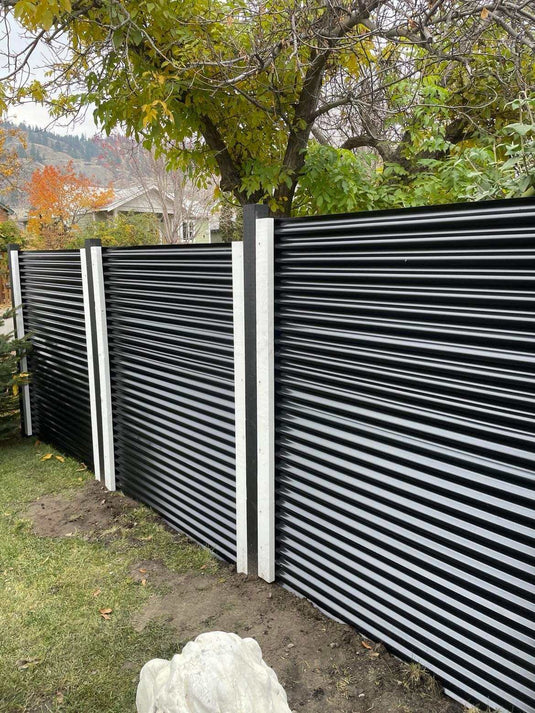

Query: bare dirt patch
<box><xmin>23</xmin><ymin>480</ymin><xmax>138</xmax><ymax>539</ymax></box>
<box><xmin>24</xmin><ymin>481</ymin><xmax>461</xmax><ymax>713</ymax></box>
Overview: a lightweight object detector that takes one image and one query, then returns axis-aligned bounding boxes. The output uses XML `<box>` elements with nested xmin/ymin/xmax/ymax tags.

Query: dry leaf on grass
<box><xmin>139</xmin><ymin>568</ymin><xmax>147</xmax><ymax>573</ymax></box>
<box><xmin>40</xmin><ymin>454</ymin><xmax>53</xmax><ymax>461</ymax></box>
<box><xmin>55</xmin><ymin>455</ymin><xmax>65</xmax><ymax>463</ymax></box>
<box><xmin>17</xmin><ymin>657</ymin><xmax>42</xmax><ymax>670</ymax></box>
<box><xmin>93</xmin><ymin>589</ymin><xmax>101</xmax><ymax>597</ymax></box>
<box><xmin>361</xmin><ymin>641</ymin><xmax>372</xmax><ymax>649</ymax></box>
<box><xmin>141</xmin><ymin>579</ymin><xmax>147</xmax><ymax>586</ymax></box>
<box><xmin>99</xmin><ymin>607</ymin><xmax>113</xmax><ymax>620</ymax></box>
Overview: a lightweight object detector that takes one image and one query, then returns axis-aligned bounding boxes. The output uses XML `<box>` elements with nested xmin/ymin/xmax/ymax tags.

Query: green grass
<box><xmin>0</xmin><ymin>439</ymin><xmax>217</xmax><ymax>713</ymax></box>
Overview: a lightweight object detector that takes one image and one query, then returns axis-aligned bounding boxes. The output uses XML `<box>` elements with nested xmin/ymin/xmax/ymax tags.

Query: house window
<box><xmin>182</xmin><ymin>220</ymin><xmax>195</xmax><ymax>242</ymax></box>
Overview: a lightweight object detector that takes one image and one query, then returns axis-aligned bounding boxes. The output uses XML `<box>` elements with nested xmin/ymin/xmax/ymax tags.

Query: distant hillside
<box><xmin>1</xmin><ymin>121</ymin><xmax>115</xmax><ymax>214</ymax></box>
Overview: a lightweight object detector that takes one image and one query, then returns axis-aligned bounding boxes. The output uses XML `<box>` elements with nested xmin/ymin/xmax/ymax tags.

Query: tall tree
<box><xmin>95</xmin><ymin>134</ymin><xmax>214</xmax><ymax>243</ymax></box>
<box><xmin>1</xmin><ymin>1</ymin><xmax>534</xmax><ymax>215</ymax></box>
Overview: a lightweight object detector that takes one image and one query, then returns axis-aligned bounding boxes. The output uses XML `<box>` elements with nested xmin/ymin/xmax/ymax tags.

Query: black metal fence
<box><xmin>273</xmin><ymin>200</ymin><xmax>535</xmax><ymax>713</ymax></box>
<box><xmin>103</xmin><ymin>244</ymin><xmax>236</xmax><ymax>560</ymax></box>
<box><xmin>17</xmin><ymin>250</ymin><xmax>94</xmax><ymax>468</ymax></box>
<box><xmin>9</xmin><ymin>198</ymin><xmax>535</xmax><ymax>713</ymax></box>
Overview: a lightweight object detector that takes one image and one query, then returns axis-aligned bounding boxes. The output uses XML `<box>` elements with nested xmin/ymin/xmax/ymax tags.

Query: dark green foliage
<box><xmin>219</xmin><ymin>202</ymin><xmax>243</xmax><ymax>242</ymax></box>
<box><xmin>0</xmin><ymin>309</ymin><xmax>30</xmax><ymax>440</ymax></box>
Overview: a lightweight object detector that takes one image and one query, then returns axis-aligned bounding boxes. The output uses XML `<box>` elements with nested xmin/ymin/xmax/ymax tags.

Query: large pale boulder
<box><xmin>136</xmin><ymin>631</ymin><xmax>292</xmax><ymax>713</ymax></box>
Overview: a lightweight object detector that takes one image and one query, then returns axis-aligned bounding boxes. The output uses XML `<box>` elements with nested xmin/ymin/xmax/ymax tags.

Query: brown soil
<box><xmin>24</xmin><ymin>483</ymin><xmax>461</xmax><ymax>713</ymax></box>
<box><xmin>24</xmin><ymin>480</ymin><xmax>139</xmax><ymax>539</ymax></box>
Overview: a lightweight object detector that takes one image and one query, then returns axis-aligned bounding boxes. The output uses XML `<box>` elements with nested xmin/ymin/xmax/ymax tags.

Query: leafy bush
<box><xmin>0</xmin><ymin>221</ymin><xmax>23</xmax><ymax>307</ymax></box>
<box><xmin>68</xmin><ymin>212</ymin><xmax>162</xmax><ymax>248</ymax></box>
<box><xmin>0</xmin><ymin>308</ymin><xmax>30</xmax><ymax>441</ymax></box>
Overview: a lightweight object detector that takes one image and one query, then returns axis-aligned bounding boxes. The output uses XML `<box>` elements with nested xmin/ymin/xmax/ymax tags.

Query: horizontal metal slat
<box><xmin>274</xmin><ymin>199</ymin><xmax>535</xmax><ymax>712</ymax></box>
<box><xmin>18</xmin><ymin>250</ymin><xmax>93</xmax><ymax>468</ymax></box>
<box><xmin>103</xmin><ymin>244</ymin><xmax>236</xmax><ymax>561</ymax></box>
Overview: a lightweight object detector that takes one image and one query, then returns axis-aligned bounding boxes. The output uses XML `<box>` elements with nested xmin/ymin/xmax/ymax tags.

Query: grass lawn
<box><xmin>0</xmin><ymin>438</ymin><xmax>465</xmax><ymax>713</ymax></box>
<box><xmin>0</xmin><ymin>438</ymin><xmax>215</xmax><ymax>713</ymax></box>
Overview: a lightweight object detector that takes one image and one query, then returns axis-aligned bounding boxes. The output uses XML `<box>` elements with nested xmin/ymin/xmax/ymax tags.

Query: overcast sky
<box><xmin>3</xmin><ymin>18</ymin><xmax>100</xmax><ymax>137</ymax></box>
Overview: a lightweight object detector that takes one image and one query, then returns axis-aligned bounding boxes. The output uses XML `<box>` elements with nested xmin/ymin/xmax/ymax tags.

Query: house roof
<box><xmin>0</xmin><ymin>201</ymin><xmax>14</xmax><ymax>216</ymax></box>
<box><xmin>100</xmin><ymin>185</ymin><xmax>174</xmax><ymax>213</ymax></box>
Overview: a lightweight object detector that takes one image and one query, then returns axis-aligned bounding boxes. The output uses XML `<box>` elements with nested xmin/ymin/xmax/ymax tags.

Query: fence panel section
<box><xmin>18</xmin><ymin>250</ymin><xmax>94</xmax><ymax>467</ymax></box>
<box><xmin>102</xmin><ymin>245</ymin><xmax>236</xmax><ymax>560</ymax></box>
<box><xmin>273</xmin><ymin>200</ymin><xmax>535</xmax><ymax>712</ymax></box>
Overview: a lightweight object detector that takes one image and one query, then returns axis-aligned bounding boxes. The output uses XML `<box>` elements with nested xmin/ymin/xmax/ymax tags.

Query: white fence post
<box><xmin>255</xmin><ymin>217</ymin><xmax>275</xmax><ymax>583</ymax></box>
<box><xmin>90</xmin><ymin>243</ymin><xmax>115</xmax><ymax>491</ymax></box>
<box><xmin>81</xmin><ymin>244</ymin><xmax>102</xmax><ymax>482</ymax></box>
<box><xmin>232</xmin><ymin>241</ymin><xmax>248</xmax><ymax>573</ymax></box>
<box><xmin>7</xmin><ymin>245</ymin><xmax>32</xmax><ymax>437</ymax></box>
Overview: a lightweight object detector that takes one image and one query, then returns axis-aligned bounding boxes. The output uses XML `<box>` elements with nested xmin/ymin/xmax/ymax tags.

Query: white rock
<box><xmin>136</xmin><ymin>631</ymin><xmax>292</xmax><ymax>713</ymax></box>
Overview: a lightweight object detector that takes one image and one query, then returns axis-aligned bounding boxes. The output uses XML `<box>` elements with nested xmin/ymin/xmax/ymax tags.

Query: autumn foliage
<box><xmin>26</xmin><ymin>162</ymin><xmax>112</xmax><ymax>248</ymax></box>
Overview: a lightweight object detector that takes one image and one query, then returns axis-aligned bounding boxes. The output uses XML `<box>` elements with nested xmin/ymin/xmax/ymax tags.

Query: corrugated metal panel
<box><xmin>102</xmin><ymin>244</ymin><xmax>236</xmax><ymax>561</ymax></box>
<box><xmin>18</xmin><ymin>250</ymin><xmax>93</xmax><ymax>467</ymax></box>
<box><xmin>273</xmin><ymin>199</ymin><xmax>535</xmax><ymax>712</ymax></box>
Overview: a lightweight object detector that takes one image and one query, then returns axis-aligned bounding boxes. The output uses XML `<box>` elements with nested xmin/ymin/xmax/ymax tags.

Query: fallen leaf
<box><xmin>361</xmin><ymin>640</ymin><xmax>372</xmax><ymax>649</ymax></box>
<box><xmin>139</xmin><ymin>568</ymin><xmax>147</xmax><ymax>573</ymax></box>
<box><xmin>99</xmin><ymin>607</ymin><xmax>112</xmax><ymax>614</ymax></box>
<box><xmin>76</xmin><ymin>464</ymin><xmax>87</xmax><ymax>472</ymax></box>
<box><xmin>55</xmin><ymin>455</ymin><xmax>65</xmax><ymax>463</ymax></box>
<box><xmin>56</xmin><ymin>691</ymin><xmax>64</xmax><ymax>704</ymax></box>
<box><xmin>12</xmin><ymin>384</ymin><xmax>19</xmax><ymax>397</ymax></box>
<box><xmin>17</xmin><ymin>657</ymin><xmax>42</xmax><ymax>670</ymax></box>
<box><xmin>481</xmin><ymin>7</ymin><xmax>489</xmax><ymax>19</ymax></box>
<box><xmin>370</xmin><ymin>652</ymin><xmax>380</xmax><ymax>658</ymax></box>
<box><xmin>139</xmin><ymin>535</ymin><xmax>153</xmax><ymax>541</ymax></box>
<box><xmin>100</xmin><ymin>612</ymin><xmax>111</xmax><ymax>621</ymax></box>
<box><xmin>141</xmin><ymin>579</ymin><xmax>147</xmax><ymax>586</ymax></box>
<box><xmin>40</xmin><ymin>453</ymin><xmax>53</xmax><ymax>461</ymax></box>
<box><xmin>93</xmin><ymin>589</ymin><xmax>101</xmax><ymax>597</ymax></box>
<box><xmin>200</xmin><ymin>564</ymin><xmax>208</xmax><ymax>570</ymax></box>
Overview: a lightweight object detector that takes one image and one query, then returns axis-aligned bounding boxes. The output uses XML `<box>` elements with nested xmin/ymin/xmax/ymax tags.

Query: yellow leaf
<box><xmin>40</xmin><ymin>453</ymin><xmax>53</xmax><ymax>461</ymax></box>
<box><xmin>55</xmin><ymin>455</ymin><xmax>65</xmax><ymax>463</ymax></box>
<box><xmin>481</xmin><ymin>7</ymin><xmax>489</xmax><ymax>19</ymax></box>
<box><xmin>99</xmin><ymin>607</ymin><xmax>112</xmax><ymax>614</ymax></box>
<box><xmin>12</xmin><ymin>384</ymin><xmax>19</xmax><ymax>397</ymax></box>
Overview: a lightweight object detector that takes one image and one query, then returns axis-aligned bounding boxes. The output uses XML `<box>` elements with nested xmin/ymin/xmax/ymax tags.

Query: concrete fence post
<box><xmin>254</xmin><ymin>216</ymin><xmax>275</xmax><ymax>583</ymax></box>
<box><xmin>7</xmin><ymin>244</ymin><xmax>32</xmax><ymax>437</ymax></box>
<box><xmin>87</xmin><ymin>240</ymin><xmax>115</xmax><ymax>491</ymax></box>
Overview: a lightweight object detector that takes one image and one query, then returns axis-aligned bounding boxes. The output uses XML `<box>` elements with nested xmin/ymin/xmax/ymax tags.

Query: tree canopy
<box><xmin>2</xmin><ymin>1</ymin><xmax>534</xmax><ymax>215</ymax></box>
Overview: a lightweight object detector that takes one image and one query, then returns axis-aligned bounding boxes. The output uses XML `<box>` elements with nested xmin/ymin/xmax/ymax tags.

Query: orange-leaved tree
<box><xmin>26</xmin><ymin>162</ymin><xmax>112</xmax><ymax>248</ymax></box>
